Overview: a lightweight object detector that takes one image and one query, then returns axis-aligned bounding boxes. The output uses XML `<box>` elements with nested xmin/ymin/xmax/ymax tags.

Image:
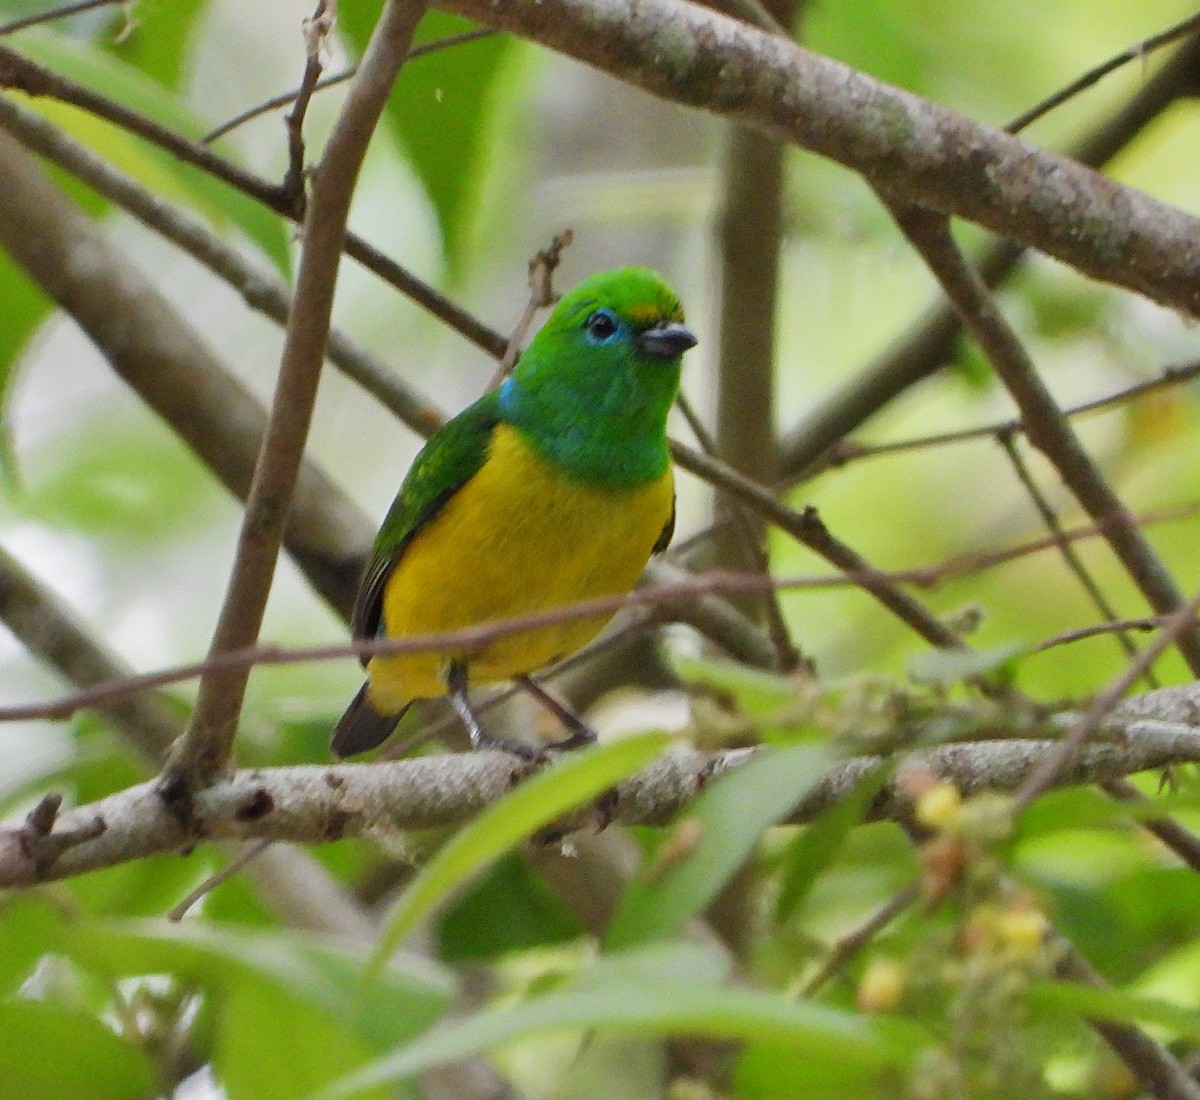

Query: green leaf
<box><xmin>0</xmin><ymin>251</ymin><xmax>49</xmax><ymax>485</ymax></box>
<box><xmin>734</xmin><ymin>1033</ymin><xmax>904</xmax><ymax>1099</ymax></box>
<box><xmin>775</xmin><ymin>766</ymin><xmax>891</xmax><ymax>923</ymax></box>
<box><xmin>1028</xmin><ymin>980</ymin><xmax>1200</xmax><ymax>1042</ymax></box>
<box><xmin>320</xmin><ymin>948</ymin><xmax>921</xmax><ymax>1099</ymax></box>
<box><xmin>24</xmin><ymin>414</ymin><xmax>224</xmax><ymax>542</ymax></box>
<box><xmin>339</xmin><ymin>8</ymin><xmax>513</xmax><ymax>273</ymax></box>
<box><xmin>437</xmin><ymin>851</ymin><xmax>584</xmax><ymax>960</ymax></box>
<box><xmin>61</xmin><ymin>919</ymin><xmax>454</xmax><ymax>1052</ymax></box>
<box><xmin>0</xmin><ymin>896</ymin><xmax>65</xmax><ymax>996</ymax></box>
<box><xmin>606</xmin><ymin>743</ymin><xmax>836</xmax><ymax>949</ymax></box>
<box><xmin>217</xmin><ymin>982</ymin><xmax>397</xmax><ymax>1100</ymax></box>
<box><xmin>369</xmin><ymin>732</ymin><xmax>670</xmax><ymax>972</ymax></box>
<box><xmin>0</xmin><ymin>999</ymin><xmax>157</xmax><ymax>1100</ymax></box>
<box><xmin>105</xmin><ymin>0</ymin><xmax>211</xmax><ymax>89</ymax></box>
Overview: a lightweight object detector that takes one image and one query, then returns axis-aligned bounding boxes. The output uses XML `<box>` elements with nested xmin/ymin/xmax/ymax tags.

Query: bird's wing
<box><xmin>350</xmin><ymin>392</ymin><xmax>503</xmax><ymax>660</ymax></box>
<box><xmin>652</xmin><ymin>492</ymin><xmax>676</xmax><ymax>554</ymax></box>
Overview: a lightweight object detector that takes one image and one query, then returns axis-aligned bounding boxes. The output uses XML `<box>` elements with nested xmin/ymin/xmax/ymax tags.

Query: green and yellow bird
<box><xmin>331</xmin><ymin>267</ymin><xmax>697</xmax><ymax>757</ymax></box>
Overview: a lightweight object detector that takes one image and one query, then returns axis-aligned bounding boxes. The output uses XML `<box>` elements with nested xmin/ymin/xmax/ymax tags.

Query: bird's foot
<box><xmin>518</xmin><ymin>676</ymin><xmax>598</xmax><ymax>753</ymax></box>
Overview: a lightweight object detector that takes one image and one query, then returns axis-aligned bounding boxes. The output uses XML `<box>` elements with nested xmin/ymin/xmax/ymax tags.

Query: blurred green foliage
<box><xmin>0</xmin><ymin>0</ymin><xmax>1199</xmax><ymax>1097</ymax></box>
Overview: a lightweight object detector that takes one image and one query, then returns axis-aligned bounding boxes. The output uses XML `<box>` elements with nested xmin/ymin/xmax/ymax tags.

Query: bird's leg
<box><xmin>518</xmin><ymin>676</ymin><xmax>598</xmax><ymax>752</ymax></box>
<box><xmin>447</xmin><ymin>661</ymin><xmax>538</xmax><ymax>759</ymax></box>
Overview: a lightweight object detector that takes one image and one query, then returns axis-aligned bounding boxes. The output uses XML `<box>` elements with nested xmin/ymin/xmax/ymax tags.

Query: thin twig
<box><xmin>7</xmin><ymin>499</ymin><xmax>1200</xmax><ymax>725</ymax></box>
<box><xmin>160</xmin><ymin>0</ymin><xmax>430</xmax><ymax>798</ymax></box>
<box><xmin>167</xmin><ymin>840</ymin><xmax>273</xmax><ymax>921</ymax></box>
<box><xmin>1006</xmin><ymin>10</ymin><xmax>1200</xmax><ymax>134</ymax></box>
<box><xmin>0</xmin><ymin>0</ymin><xmax>122</xmax><ymax>35</ymax></box>
<box><xmin>202</xmin><ymin>29</ymin><xmax>498</xmax><ymax>144</ymax></box>
<box><xmin>997</xmin><ymin>431</ymin><xmax>1153</xmax><ymax>684</ymax></box>
<box><xmin>0</xmin><ymin>93</ymin><xmax>446</xmax><ymax>440</ymax></box>
<box><xmin>485</xmin><ymin>229</ymin><xmax>574</xmax><ymax>390</ymax></box>
<box><xmin>1101</xmin><ymin>778</ymin><xmax>1200</xmax><ymax>875</ymax></box>
<box><xmin>1054</xmin><ymin>933</ymin><xmax>1200</xmax><ymax>1100</ymax></box>
<box><xmin>676</xmin><ymin>392</ymin><xmax>801</xmax><ymax>671</ymax></box>
<box><xmin>800</xmin><ymin>883</ymin><xmax>920</xmax><ymax>997</ymax></box>
<box><xmin>818</xmin><ymin>358</ymin><xmax>1200</xmax><ymax>475</ymax></box>
<box><xmin>280</xmin><ymin>0</ymin><xmax>335</xmax><ymax>217</ymax></box>
<box><xmin>0</xmin><ymin>41</ymin><xmax>509</xmax><ymax>359</ymax></box>
<box><xmin>775</xmin><ymin>30</ymin><xmax>1200</xmax><ymax>480</ymax></box>
<box><xmin>1012</xmin><ymin>587</ymin><xmax>1200</xmax><ymax>812</ymax></box>
<box><xmin>1035</xmin><ymin>616</ymin><xmax>1163</xmax><ymax>654</ymax></box>
<box><xmin>672</xmin><ymin>440</ymin><xmax>965</xmax><ymax>650</ymax></box>
<box><xmin>888</xmin><ymin>204</ymin><xmax>1200</xmax><ymax>674</ymax></box>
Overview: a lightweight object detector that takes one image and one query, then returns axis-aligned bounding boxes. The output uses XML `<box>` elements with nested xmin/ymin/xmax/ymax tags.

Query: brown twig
<box><xmin>485</xmin><ymin>229</ymin><xmax>574</xmax><ymax>390</ymax></box>
<box><xmin>0</xmin><ymin>94</ymin><xmax>446</xmax><ymax>439</ymax></box>
<box><xmin>160</xmin><ymin>0</ymin><xmax>430</xmax><ymax>798</ymax></box>
<box><xmin>1101</xmin><ymin>778</ymin><xmax>1200</xmax><ymax>875</ymax></box>
<box><xmin>676</xmin><ymin>392</ymin><xmax>801</xmax><ymax>672</ymax></box>
<box><xmin>1006</xmin><ymin>10</ymin><xmax>1200</xmax><ymax>134</ymax></box>
<box><xmin>201</xmin><ymin>29</ymin><xmax>498</xmax><ymax>144</ymax></box>
<box><xmin>279</xmin><ymin>0</ymin><xmax>335</xmax><ymax>216</ymax></box>
<box><xmin>800</xmin><ymin>883</ymin><xmax>920</xmax><ymax>997</ymax></box>
<box><xmin>1012</xmin><ymin>588</ymin><xmax>1200</xmax><ymax>813</ymax></box>
<box><xmin>775</xmin><ymin>29</ymin><xmax>1200</xmax><ymax>480</ymax></box>
<box><xmin>888</xmin><ymin>204</ymin><xmax>1200</xmax><ymax>674</ymax></box>
<box><xmin>997</xmin><ymin>431</ymin><xmax>1153</xmax><ymax>684</ymax></box>
<box><xmin>671</xmin><ymin>440</ymin><xmax>964</xmax><ymax>650</ymax></box>
<box><xmin>167</xmin><ymin>839</ymin><xmax>273</xmax><ymax>921</ymax></box>
<box><xmin>1054</xmin><ymin>935</ymin><xmax>1200</xmax><ymax>1100</ymax></box>
<box><xmin>0</xmin><ymin>129</ymin><xmax>374</xmax><ymax>617</ymax></box>
<box><xmin>819</xmin><ymin>359</ymin><xmax>1200</xmax><ymax>474</ymax></box>
<box><xmin>7</xmin><ymin>498</ymin><xmax>1200</xmax><ymax>726</ymax></box>
<box><xmin>0</xmin><ymin>41</ymin><xmax>508</xmax><ymax>359</ymax></box>
<box><xmin>1034</xmin><ymin>616</ymin><xmax>1163</xmax><ymax>654</ymax></box>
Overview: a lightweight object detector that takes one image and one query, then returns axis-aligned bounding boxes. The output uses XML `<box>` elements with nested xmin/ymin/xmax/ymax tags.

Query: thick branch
<box><xmin>437</xmin><ymin>0</ymin><xmax>1200</xmax><ymax>316</ymax></box>
<box><xmin>0</xmin><ymin>129</ymin><xmax>373</xmax><ymax>616</ymax></box>
<box><xmin>7</xmin><ymin>700</ymin><xmax>1200</xmax><ymax>886</ymax></box>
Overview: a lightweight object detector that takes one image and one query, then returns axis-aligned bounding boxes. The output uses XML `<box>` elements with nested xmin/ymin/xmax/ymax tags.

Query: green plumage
<box><xmin>332</xmin><ymin>266</ymin><xmax>695</xmax><ymax>757</ymax></box>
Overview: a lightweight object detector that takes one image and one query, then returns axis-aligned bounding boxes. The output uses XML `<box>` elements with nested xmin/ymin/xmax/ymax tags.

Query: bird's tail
<box><xmin>330</xmin><ymin>683</ymin><xmax>410</xmax><ymax>757</ymax></box>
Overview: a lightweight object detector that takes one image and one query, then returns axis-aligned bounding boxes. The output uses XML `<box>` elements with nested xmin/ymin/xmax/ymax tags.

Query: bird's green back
<box><xmin>350</xmin><ymin>392</ymin><xmax>500</xmax><ymax>645</ymax></box>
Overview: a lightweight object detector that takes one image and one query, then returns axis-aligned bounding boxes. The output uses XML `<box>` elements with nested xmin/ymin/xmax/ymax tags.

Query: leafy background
<box><xmin>1</xmin><ymin>0</ymin><xmax>1200</xmax><ymax>1097</ymax></box>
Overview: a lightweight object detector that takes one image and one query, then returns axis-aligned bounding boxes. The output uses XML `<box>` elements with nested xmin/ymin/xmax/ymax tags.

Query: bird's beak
<box><xmin>636</xmin><ymin>320</ymin><xmax>698</xmax><ymax>360</ymax></box>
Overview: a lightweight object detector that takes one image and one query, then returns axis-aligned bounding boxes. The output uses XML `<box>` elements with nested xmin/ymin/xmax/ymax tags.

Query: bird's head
<box><xmin>528</xmin><ymin>266</ymin><xmax>697</xmax><ymax>373</ymax></box>
<box><xmin>502</xmin><ymin>267</ymin><xmax>695</xmax><ymax>484</ymax></box>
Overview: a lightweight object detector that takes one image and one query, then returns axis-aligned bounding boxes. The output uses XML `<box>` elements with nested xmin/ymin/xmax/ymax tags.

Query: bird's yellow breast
<box><xmin>365</xmin><ymin>423</ymin><xmax>673</xmax><ymax>710</ymax></box>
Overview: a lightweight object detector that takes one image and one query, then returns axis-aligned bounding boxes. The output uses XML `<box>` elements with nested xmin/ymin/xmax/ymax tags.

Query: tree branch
<box><xmin>437</xmin><ymin>0</ymin><xmax>1200</xmax><ymax>317</ymax></box>
<box><xmin>9</xmin><ymin>689</ymin><xmax>1200</xmax><ymax>886</ymax></box>
<box><xmin>888</xmin><ymin>205</ymin><xmax>1200</xmax><ymax>674</ymax></box>
<box><xmin>164</xmin><ymin>0</ymin><xmax>429</xmax><ymax>791</ymax></box>
<box><xmin>0</xmin><ymin>128</ymin><xmax>375</xmax><ymax>616</ymax></box>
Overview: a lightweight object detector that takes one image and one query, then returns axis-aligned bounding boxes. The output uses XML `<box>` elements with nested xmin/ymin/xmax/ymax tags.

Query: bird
<box><xmin>331</xmin><ymin>266</ymin><xmax>697</xmax><ymax>758</ymax></box>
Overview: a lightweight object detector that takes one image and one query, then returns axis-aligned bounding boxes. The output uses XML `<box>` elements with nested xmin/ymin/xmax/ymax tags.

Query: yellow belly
<box><xmin>366</xmin><ymin>423</ymin><xmax>673</xmax><ymax>710</ymax></box>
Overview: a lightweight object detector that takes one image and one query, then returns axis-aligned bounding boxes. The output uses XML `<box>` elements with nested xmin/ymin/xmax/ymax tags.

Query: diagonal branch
<box><xmin>0</xmin><ymin>128</ymin><xmax>374</xmax><ymax>616</ymax></box>
<box><xmin>162</xmin><ymin>0</ymin><xmax>429</xmax><ymax>794</ymax></box>
<box><xmin>438</xmin><ymin>0</ymin><xmax>1200</xmax><ymax>317</ymax></box>
<box><xmin>888</xmin><ymin>205</ymin><xmax>1200</xmax><ymax>674</ymax></box>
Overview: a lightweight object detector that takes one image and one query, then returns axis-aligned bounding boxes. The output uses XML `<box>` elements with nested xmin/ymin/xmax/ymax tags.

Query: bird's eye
<box><xmin>584</xmin><ymin>309</ymin><xmax>620</xmax><ymax>344</ymax></box>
